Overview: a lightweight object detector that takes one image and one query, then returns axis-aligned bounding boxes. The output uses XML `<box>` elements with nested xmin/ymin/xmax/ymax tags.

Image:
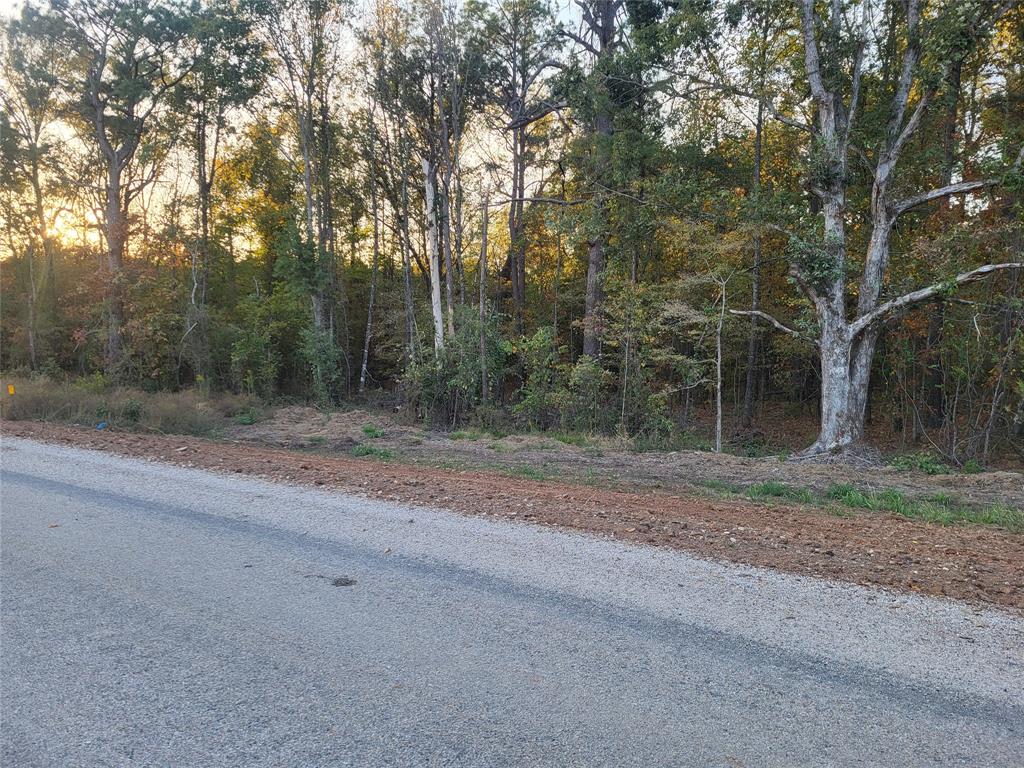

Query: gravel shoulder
<box><xmin>4</xmin><ymin>419</ymin><xmax>1022</xmax><ymax>612</ymax></box>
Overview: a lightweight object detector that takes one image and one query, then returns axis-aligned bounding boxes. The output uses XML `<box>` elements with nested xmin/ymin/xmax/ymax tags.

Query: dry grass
<box><xmin>0</xmin><ymin>375</ymin><xmax>258</xmax><ymax>437</ymax></box>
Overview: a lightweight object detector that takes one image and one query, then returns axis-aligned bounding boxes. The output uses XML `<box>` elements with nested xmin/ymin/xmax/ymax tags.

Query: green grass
<box><xmin>233</xmin><ymin>407</ymin><xmax>261</xmax><ymax>425</ymax></box>
<box><xmin>696</xmin><ymin>473</ymin><xmax>1020</xmax><ymax>533</ymax></box>
<box><xmin>451</xmin><ymin>429</ymin><xmax>484</xmax><ymax>441</ymax></box>
<box><xmin>826</xmin><ymin>483</ymin><xmax>1023</xmax><ymax>532</ymax></box>
<box><xmin>350</xmin><ymin>444</ymin><xmax>393</xmax><ymax>460</ymax></box>
<box><xmin>504</xmin><ymin>465</ymin><xmax>548</xmax><ymax>481</ymax></box>
<box><xmin>550</xmin><ymin>431</ymin><xmax>591</xmax><ymax>448</ymax></box>
<box><xmin>746</xmin><ymin>481</ymin><xmax>815</xmax><ymax>504</ymax></box>
<box><xmin>361</xmin><ymin>424</ymin><xmax>384</xmax><ymax>438</ymax></box>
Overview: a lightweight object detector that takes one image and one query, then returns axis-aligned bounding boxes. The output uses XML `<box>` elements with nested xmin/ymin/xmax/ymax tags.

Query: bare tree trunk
<box><xmin>422</xmin><ymin>158</ymin><xmax>445</xmax><ymax>353</ymax></box>
<box><xmin>715</xmin><ymin>280</ymin><xmax>726</xmax><ymax>453</ymax></box>
<box><xmin>400</xmin><ymin>135</ymin><xmax>417</xmax><ymax>365</ymax></box>
<box><xmin>582</xmin><ymin>110</ymin><xmax>611</xmax><ymax>359</ymax></box>
<box><xmin>359</xmin><ymin>118</ymin><xmax>381</xmax><ymax>395</ymax></box>
<box><xmin>479</xmin><ymin>191</ymin><xmax>490</xmax><ymax>405</ymax></box>
<box><xmin>579</xmin><ymin>1</ymin><xmax>617</xmax><ymax>359</ymax></box>
<box><xmin>741</xmin><ymin>99</ymin><xmax>765</xmax><ymax>429</ymax></box>
<box><xmin>104</xmin><ymin>163</ymin><xmax>126</xmax><ymax>372</ymax></box>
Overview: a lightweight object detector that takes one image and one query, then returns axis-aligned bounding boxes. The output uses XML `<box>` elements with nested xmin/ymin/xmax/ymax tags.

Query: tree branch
<box><xmin>892</xmin><ymin>178</ymin><xmax>995</xmax><ymax>217</ymax></box>
<box><xmin>851</xmin><ymin>263</ymin><xmax>1023</xmax><ymax>336</ymax></box>
<box><xmin>729</xmin><ymin>309</ymin><xmax>817</xmax><ymax>346</ymax></box>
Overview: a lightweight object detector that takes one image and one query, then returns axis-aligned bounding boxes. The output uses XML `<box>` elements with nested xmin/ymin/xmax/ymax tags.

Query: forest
<box><xmin>1</xmin><ymin>0</ymin><xmax>1022</xmax><ymax>466</ymax></box>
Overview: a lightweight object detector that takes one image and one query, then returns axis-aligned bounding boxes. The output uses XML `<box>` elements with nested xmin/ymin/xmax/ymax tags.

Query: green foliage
<box><xmin>787</xmin><ymin>232</ymin><xmax>843</xmax><ymax>289</ymax></box>
<box><xmin>962</xmin><ymin>459</ymin><xmax>985</xmax><ymax>474</ymax></box>
<box><xmin>513</xmin><ymin>326</ymin><xmax>562</xmax><ymax>428</ymax></box>
<box><xmin>404</xmin><ymin>306</ymin><xmax>509</xmax><ymax>425</ymax></box>
<box><xmin>362</xmin><ymin>424</ymin><xmax>383</xmax><ymax>438</ymax></box>
<box><xmin>230</xmin><ymin>286</ymin><xmax>307</xmax><ymax>399</ymax></box>
<box><xmin>563</xmin><ymin>356</ymin><xmax>608</xmax><ymax>432</ymax></box>
<box><xmin>891</xmin><ymin>452</ymin><xmax>952</xmax><ymax>476</ymax></box>
<box><xmin>301</xmin><ymin>327</ymin><xmax>344</xmax><ymax>406</ymax></box>
<box><xmin>827</xmin><ymin>483</ymin><xmax>1023</xmax><ymax>532</ymax></box>
<box><xmin>233</xmin><ymin>407</ymin><xmax>261</xmax><ymax>425</ymax></box>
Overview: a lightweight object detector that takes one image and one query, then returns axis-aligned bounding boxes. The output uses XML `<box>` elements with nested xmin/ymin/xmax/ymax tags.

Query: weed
<box><xmin>746</xmin><ymin>481</ymin><xmax>815</xmax><ymax>504</ymax></box>
<box><xmin>891</xmin><ymin>452</ymin><xmax>951</xmax><ymax>475</ymax></box>
<box><xmin>234</xmin><ymin>407</ymin><xmax>261</xmax><ymax>425</ymax></box>
<box><xmin>700</xmin><ymin>478</ymin><xmax>742</xmax><ymax>495</ymax></box>
<box><xmin>506</xmin><ymin>465</ymin><xmax>547</xmax><ymax>481</ymax></box>
<box><xmin>826</xmin><ymin>483</ymin><xmax>1023</xmax><ymax>533</ymax></box>
<box><xmin>961</xmin><ymin>459</ymin><xmax>985</xmax><ymax>474</ymax></box>
<box><xmin>350</xmin><ymin>444</ymin><xmax>393</xmax><ymax>460</ymax></box>
<box><xmin>551</xmin><ymin>432</ymin><xmax>590</xmax><ymax>448</ymax></box>
<box><xmin>362</xmin><ymin>424</ymin><xmax>384</xmax><ymax>439</ymax></box>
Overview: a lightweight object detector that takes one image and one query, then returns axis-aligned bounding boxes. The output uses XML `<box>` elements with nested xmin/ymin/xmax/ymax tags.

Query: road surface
<box><xmin>2</xmin><ymin>437</ymin><xmax>1022</xmax><ymax>767</ymax></box>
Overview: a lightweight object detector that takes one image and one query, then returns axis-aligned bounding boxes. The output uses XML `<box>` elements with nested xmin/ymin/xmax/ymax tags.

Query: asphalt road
<box><xmin>1</xmin><ymin>438</ymin><xmax>1022</xmax><ymax>767</ymax></box>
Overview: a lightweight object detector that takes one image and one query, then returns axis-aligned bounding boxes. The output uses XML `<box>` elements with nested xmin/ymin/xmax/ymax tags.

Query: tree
<box><xmin>49</xmin><ymin>0</ymin><xmax>195</xmax><ymax>375</ymax></box>
<box><xmin>749</xmin><ymin>0</ymin><xmax>1023</xmax><ymax>460</ymax></box>
<box><xmin>175</xmin><ymin>0</ymin><xmax>267</xmax><ymax>383</ymax></box>
<box><xmin>1</xmin><ymin>5</ymin><xmax>69</xmax><ymax>369</ymax></box>
<box><xmin>478</xmin><ymin>0</ymin><xmax>562</xmax><ymax>328</ymax></box>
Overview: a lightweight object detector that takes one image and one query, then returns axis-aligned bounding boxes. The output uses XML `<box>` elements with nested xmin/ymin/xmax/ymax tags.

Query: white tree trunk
<box><xmin>422</xmin><ymin>158</ymin><xmax>445</xmax><ymax>353</ymax></box>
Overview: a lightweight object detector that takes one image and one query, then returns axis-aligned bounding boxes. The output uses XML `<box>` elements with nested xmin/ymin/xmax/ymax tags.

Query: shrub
<box><xmin>563</xmin><ymin>355</ymin><xmax>607</xmax><ymax>432</ymax></box>
<box><xmin>404</xmin><ymin>306</ymin><xmax>508</xmax><ymax>426</ymax></box>
<box><xmin>301</xmin><ymin>327</ymin><xmax>344</xmax><ymax>406</ymax></box>
<box><xmin>891</xmin><ymin>452</ymin><xmax>951</xmax><ymax>475</ymax></box>
<box><xmin>513</xmin><ymin>327</ymin><xmax>562</xmax><ymax>429</ymax></box>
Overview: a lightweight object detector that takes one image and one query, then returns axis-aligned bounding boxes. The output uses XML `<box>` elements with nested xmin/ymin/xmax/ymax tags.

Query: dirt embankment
<box><xmin>5</xmin><ymin>419</ymin><xmax>1022</xmax><ymax>613</ymax></box>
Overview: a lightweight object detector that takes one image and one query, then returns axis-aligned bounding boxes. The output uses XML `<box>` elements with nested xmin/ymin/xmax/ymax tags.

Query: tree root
<box><xmin>787</xmin><ymin>443</ymin><xmax>884</xmax><ymax>468</ymax></box>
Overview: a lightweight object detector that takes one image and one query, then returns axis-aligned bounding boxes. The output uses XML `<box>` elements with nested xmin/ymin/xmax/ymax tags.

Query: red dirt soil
<box><xmin>4</xmin><ymin>420</ymin><xmax>1022</xmax><ymax>613</ymax></box>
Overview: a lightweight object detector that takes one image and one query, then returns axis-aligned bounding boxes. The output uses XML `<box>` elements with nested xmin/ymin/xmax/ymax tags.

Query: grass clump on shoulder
<box><xmin>350</xmin><ymin>444</ymin><xmax>393</xmax><ymax>460</ymax></box>
<box><xmin>827</xmin><ymin>483</ymin><xmax>1022</xmax><ymax>533</ymax></box>
<box><xmin>703</xmin><ymin>472</ymin><xmax>1020</xmax><ymax>534</ymax></box>
<box><xmin>746</xmin><ymin>481</ymin><xmax>815</xmax><ymax>504</ymax></box>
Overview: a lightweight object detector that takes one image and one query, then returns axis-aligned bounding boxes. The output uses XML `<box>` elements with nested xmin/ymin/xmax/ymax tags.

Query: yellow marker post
<box><xmin>6</xmin><ymin>384</ymin><xmax>14</xmax><ymax>396</ymax></box>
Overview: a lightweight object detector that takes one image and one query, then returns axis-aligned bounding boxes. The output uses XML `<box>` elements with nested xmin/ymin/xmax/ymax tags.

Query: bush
<box><xmin>563</xmin><ymin>355</ymin><xmax>607</xmax><ymax>432</ymax></box>
<box><xmin>891</xmin><ymin>452</ymin><xmax>951</xmax><ymax>475</ymax></box>
<box><xmin>351</xmin><ymin>444</ymin><xmax>393</xmax><ymax>460</ymax></box>
<box><xmin>404</xmin><ymin>306</ymin><xmax>508</xmax><ymax>426</ymax></box>
<box><xmin>513</xmin><ymin>327</ymin><xmax>561</xmax><ymax>429</ymax></box>
<box><xmin>301</xmin><ymin>327</ymin><xmax>344</xmax><ymax>405</ymax></box>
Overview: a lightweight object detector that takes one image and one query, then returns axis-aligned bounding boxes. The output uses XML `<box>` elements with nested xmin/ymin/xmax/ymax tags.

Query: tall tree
<box><xmin>49</xmin><ymin>0</ymin><xmax>194</xmax><ymax>374</ymax></box>
<box><xmin>770</xmin><ymin>0</ymin><xmax>1023</xmax><ymax>459</ymax></box>
<box><xmin>176</xmin><ymin>0</ymin><xmax>267</xmax><ymax>384</ymax></box>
